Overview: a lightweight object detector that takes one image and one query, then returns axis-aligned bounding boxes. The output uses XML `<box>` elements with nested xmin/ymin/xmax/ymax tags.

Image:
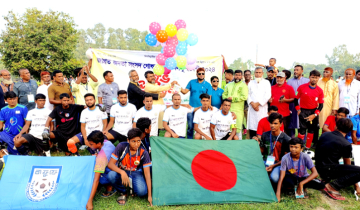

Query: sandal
<box><xmin>101</xmin><ymin>189</ymin><xmax>116</xmax><ymax>198</ymax></box>
<box><xmin>354</xmin><ymin>190</ymin><xmax>360</xmax><ymax>201</ymax></box>
<box><xmin>324</xmin><ymin>187</ymin><xmax>345</xmax><ymax>200</ymax></box>
<box><xmin>117</xmin><ymin>195</ymin><xmax>127</xmax><ymax>206</ymax></box>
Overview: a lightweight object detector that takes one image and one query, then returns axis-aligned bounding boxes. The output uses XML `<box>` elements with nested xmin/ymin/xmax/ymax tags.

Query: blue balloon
<box><xmin>176</xmin><ymin>41</ymin><xmax>188</xmax><ymax>56</ymax></box>
<box><xmin>161</xmin><ymin>47</ymin><xmax>164</xmax><ymax>54</ymax></box>
<box><xmin>145</xmin><ymin>33</ymin><xmax>157</xmax><ymax>46</ymax></box>
<box><xmin>165</xmin><ymin>57</ymin><xmax>177</xmax><ymax>70</ymax></box>
<box><xmin>186</xmin><ymin>33</ymin><xmax>198</xmax><ymax>46</ymax></box>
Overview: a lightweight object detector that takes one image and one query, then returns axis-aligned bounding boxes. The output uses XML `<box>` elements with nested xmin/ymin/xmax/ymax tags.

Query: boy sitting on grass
<box><xmin>276</xmin><ymin>137</ymin><xmax>325</xmax><ymax>202</ymax></box>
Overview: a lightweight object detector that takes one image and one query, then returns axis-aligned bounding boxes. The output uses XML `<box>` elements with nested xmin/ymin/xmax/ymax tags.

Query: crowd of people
<box><xmin>0</xmin><ymin>56</ymin><xmax>360</xmax><ymax>208</ymax></box>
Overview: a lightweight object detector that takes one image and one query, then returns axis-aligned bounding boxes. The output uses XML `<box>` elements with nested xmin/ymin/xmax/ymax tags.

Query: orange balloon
<box><xmin>156</xmin><ymin>30</ymin><xmax>168</xmax><ymax>43</ymax></box>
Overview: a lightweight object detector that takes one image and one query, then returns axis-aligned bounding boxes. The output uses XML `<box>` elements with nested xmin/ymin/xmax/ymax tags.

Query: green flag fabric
<box><xmin>151</xmin><ymin>137</ymin><xmax>277</xmax><ymax>206</ymax></box>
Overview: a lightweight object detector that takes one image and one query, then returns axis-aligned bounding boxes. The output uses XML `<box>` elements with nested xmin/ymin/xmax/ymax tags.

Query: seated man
<box><xmin>163</xmin><ymin>94</ymin><xmax>194</xmax><ymax>138</ymax></box>
<box><xmin>276</xmin><ymin>138</ymin><xmax>324</xmax><ymax>202</ymax></box>
<box><xmin>43</xmin><ymin>93</ymin><xmax>85</xmax><ymax>155</ymax></box>
<box><xmin>103</xmin><ymin>90</ymin><xmax>137</xmax><ymax>144</ymax></box>
<box><xmin>86</xmin><ymin>131</ymin><xmax>116</xmax><ymax>210</ymax></box>
<box><xmin>210</xmin><ymin>99</ymin><xmax>238</xmax><ymax>140</ymax></box>
<box><xmin>349</xmin><ymin>112</ymin><xmax>360</xmax><ymax>145</ymax></box>
<box><xmin>194</xmin><ymin>93</ymin><xmax>218</xmax><ymax>140</ymax></box>
<box><xmin>107</xmin><ymin>128</ymin><xmax>152</xmax><ymax>206</ymax></box>
<box><xmin>253</xmin><ymin>113</ymin><xmax>291</xmax><ymax>184</ymax></box>
<box><xmin>14</xmin><ymin>94</ymin><xmax>52</xmax><ymax>156</ymax></box>
<box><xmin>315</xmin><ymin>118</ymin><xmax>360</xmax><ymax>200</ymax></box>
<box><xmin>322</xmin><ymin>107</ymin><xmax>349</xmax><ymax>133</ymax></box>
<box><xmin>67</xmin><ymin>93</ymin><xmax>107</xmax><ymax>155</ymax></box>
<box><xmin>136</xmin><ymin>117</ymin><xmax>151</xmax><ymax>154</ymax></box>
<box><xmin>256</xmin><ymin>105</ymin><xmax>284</xmax><ymax>140</ymax></box>
<box><xmin>0</xmin><ymin>91</ymin><xmax>28</xmax><ymax>155</ymax></box>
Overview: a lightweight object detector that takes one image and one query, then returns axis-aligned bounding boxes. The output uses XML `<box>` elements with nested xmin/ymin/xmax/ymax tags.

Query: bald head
<box><xmin>0</xmin><ymin>69</ymin><xmax>11</xmax><ymax>80</ymax></box>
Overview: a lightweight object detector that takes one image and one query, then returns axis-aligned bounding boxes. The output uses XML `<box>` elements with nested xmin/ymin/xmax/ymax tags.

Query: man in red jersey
<box><xmin>294</xmin><ymin>70</ymin><xmax>324</xmax><ymax>149</ymax></box>
<box><xmin>255</xmin><ymin>105</ymin><xmax>284</xmax><ymax>140</ymax></box>
<box><xmin>269</xmin><ymin>72</ymin><xmax>295</xmax><ymax>136</ymax></box>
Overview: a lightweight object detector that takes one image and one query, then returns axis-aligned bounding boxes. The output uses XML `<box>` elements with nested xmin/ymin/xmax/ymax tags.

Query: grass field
<box><xmin>1</xmin><ymin>130</ymin><xmax>360</xmax><ymax>209</ymax></box>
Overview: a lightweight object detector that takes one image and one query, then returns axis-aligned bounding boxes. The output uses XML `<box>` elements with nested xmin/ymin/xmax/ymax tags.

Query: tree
<box><xmin>0</xmin><ymin>8</ymin><xmax>81</xmax><ymax>77</ymax></box>
<box><xmin>325</xmin><ymin>44</ymin><xmax>360</xmax><ymax>78</ymax></box>
<box><xmin>229</xmin><ymin>58</ymin><xmax>254</xmax><ymax>70</ymax></box>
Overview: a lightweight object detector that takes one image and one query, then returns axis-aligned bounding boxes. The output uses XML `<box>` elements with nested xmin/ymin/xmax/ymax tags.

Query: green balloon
<box><xmin>153</xmin><ymin>64</ymin><xmax>164</xmax><ymax>75</ymax></box>
<box><xmin>176</xmin><ymin>56</ymin><xmax>187</xmax><ymax>68</ymax></box>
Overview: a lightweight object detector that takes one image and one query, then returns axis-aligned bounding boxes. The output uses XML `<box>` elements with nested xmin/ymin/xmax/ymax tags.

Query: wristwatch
<box><xmin>314</xmin><ymin>113</ymin><xmax>318</xmax><ymax>117</ymax></box>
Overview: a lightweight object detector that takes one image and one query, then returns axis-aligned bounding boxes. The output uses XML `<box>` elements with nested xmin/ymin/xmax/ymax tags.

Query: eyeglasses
<box><xmin>197</xmin><ymin>73</ymin><xmax>205</xmax><ymax>75</ymax></box>
<box><xmin>212</xmin><ymin>80</ymin><xmax>219</xmax><ymax>82</ymax></box>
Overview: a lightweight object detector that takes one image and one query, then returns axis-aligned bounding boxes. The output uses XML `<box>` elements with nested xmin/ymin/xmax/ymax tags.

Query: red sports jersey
<box><xmin>271</xmin><ymin>83</ymin><xmax>296</xmax><ymax>117</ymax></box>
<box><xmin>296</xmin><ymin>83</ymin><xmax>324</xmax><ymax>109</ymax></box>
<box><xmin>257</xmin><ymin>117</ymin><xmax>285</xmax><ymax>136</ymax></box>
<box><xmin>324</xmin><ymin>115</ymin><xmax>336</xmax><ymax>132</ymax></box>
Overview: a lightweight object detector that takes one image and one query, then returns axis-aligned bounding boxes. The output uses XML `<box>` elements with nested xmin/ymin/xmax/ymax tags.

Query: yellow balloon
<box><xmin>153</xmin><ymin>64</ymin><xmax>165</xmax><ymax>75</ymax></box>
<box><xmin>177</xmin><ymin>28</ymin><xmax>188</xmax><ymax>41</ymax></box>
<box><xmin>165</xmin><ymin>24</ymin><xmax>178</xmax><ymax>37</ymax></box>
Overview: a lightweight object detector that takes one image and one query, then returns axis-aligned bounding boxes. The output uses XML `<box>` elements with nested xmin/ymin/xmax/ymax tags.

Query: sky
<box><xmin>1</xmin><ymin>0</ymin><xmax>360</xmax><ymax>69</ymax></box>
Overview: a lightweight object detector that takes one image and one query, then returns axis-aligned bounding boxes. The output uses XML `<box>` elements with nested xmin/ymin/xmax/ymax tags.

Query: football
<box><xmin>34</xmin><ymin>179</ymin><xmax>51</xmax><ymax>194</ymax></box>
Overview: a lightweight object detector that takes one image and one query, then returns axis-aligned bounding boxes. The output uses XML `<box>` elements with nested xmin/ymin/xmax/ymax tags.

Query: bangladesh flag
<box><xmin>151</xmin><ymin>137</ymin><xmax>277</xmax><ymax>206</ymax></box>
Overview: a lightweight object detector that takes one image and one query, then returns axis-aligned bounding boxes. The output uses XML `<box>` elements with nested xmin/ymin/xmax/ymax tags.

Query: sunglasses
<box><xmin>197</xmin><ymin>73</ymin><xmax>205</xmax><ymax>75</ymax></box>
<box><xmin>212</xmin><ymin>80</ymin><xmax>219</xmax><ymax>82</ymax></box>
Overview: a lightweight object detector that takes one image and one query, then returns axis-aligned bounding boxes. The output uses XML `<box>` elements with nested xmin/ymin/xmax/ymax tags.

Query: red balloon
<box><xmin>164</xmin><ymin>67</ymin><xmax>171</xmax><ymax>75</ymax></box>
<box><xmin>156</xmin><ymin>30</ymin><xmax>168</xmax><ymax>43</ymax></box>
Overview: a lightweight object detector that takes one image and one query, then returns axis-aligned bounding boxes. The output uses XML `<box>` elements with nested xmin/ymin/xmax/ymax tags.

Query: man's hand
<box><xmin>103</xmin><ymin>130</ymin><xmax>108</xmax><ymax>136</ymax></box>
<box><xmin>86</xmin><ymin>201</ymin><xmax>93</xmax><ymax>210</ymax></box>
<box><xmin>305</xmin><ymin>114</ymin><xmax>316</xmax><ymax>122</ymax></box>
<box><xmin>231</xmin><ymin>112</ymin><xmax>237</xmax><ymax>120</ymax></box>
<box><xmin>120</xmin><ymin>170</ymin><xmax>130</xmax><ymax>187</ymax></box>
<box><xmin>332</xmin><ymin>110</ymin><xmax>337</xmax><ymax>116</ymax></box>
<box><xmin>14</xmin><ymin>134</ymin><xmax>21</xmax><ymax>142</ymax></box>
<box><xmin>148</xmin><ymin>195</ymin><xmax>153</xmax><ymax>206</ymax></box>
<box><xmin>279</xmin><ymin>96</ymin><xmax>286</xmax><ymax>103</ymax></box>
<box><xmin>269</xmin><ymin>97</ymin><xmax>273</xmax><ymax>103</ymax></box>
<box><xmin>296</xmin><ymin>183</ymin><xmax>304</xmax><ymax>195</ymax></box>
<box><xmin>172</xmin><ymin>133</ymin><xmax>179</xmax><ymax>138</ymax></box>
<box><xmin>297</xmin><ymin>110</ymin><xmax>301</xmax><ymax>116</ymax></box>
<box><xmin>83</xmin><ymin>65</ymin><xmax>90</xmax><ymax>74</ymax></box>
<box><xmin>204</xmin><ymin>135</ymin><xmax>213</xmax><ymax>140</ymax></box>
<box><xmin>96</xmin><ymin>104</ymin><xmax>106</xmax><ymax>112</ymax></box>
<box><xmin>171</xmin><ymin>81</ymin><xmax>178</xmax><ymax>86</ymax></box>
<box><xmin>276</xmin><ymin>192</ymin><xmax>281</xmax><ymax>202</ymax></box>
<box><xmin>160</xmin><ymin>92</ymin><xmax>166</xmax><ymax>98</ymax></box>
<box><xmin>265</xmin><ymin>165</ymin><xmax>274</xmax><ymax>172</ymax></box>
<box><xmin>252</xmin><ymin>136</ymin><xmax>261</xmax><ymax>144</ymax></box>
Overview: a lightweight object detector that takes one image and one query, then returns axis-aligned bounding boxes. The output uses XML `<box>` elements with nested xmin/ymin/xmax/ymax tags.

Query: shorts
<box><xmin>299</xmin><ymin>108</ymin><xmax>319</xmax><ymax>134</ymax></box>
<box><xmin>73</xmin><ymin>132</ymin><xmax>95</xmax><ymax>154</ymax></box>
<box><xmin>171</xmin><ymin>129</ymin><xmax>185</xmax><ymax>139</ymax></box>
<box><xmin>220</xmin><ymin>132</ymin><xmax>232</xmax><ymax>140</ymax></box>
<box><xmin>52</xmin><ymin>130</ymin><xmax>73</xmax><ymax>152</ymax></box>
<box><xmin>108</xmin><ymin>130</ymin><xmax>128</xmax><ymax>143</ymax></box>
<box><xmin>22</xmin><ymin>134</ymin><xmax>49</xmax><ymax>154</ymax></box>
<box><xmin>0</xmin><ymin>132</ymin><xmax>17</xmax><ymax>155</ymax></box>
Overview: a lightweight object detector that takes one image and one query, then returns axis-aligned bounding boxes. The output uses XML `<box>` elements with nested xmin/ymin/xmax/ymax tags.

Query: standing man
<box><xmin>295</xmin><ymin>70</ymin><xmax>324</xmax><ymax>149</ymax></box>
<box><xmin>13</xmin><ymin>69</ymin><xmax>38</xmax><ymax>110</ymax></box>
<box><xmin>98</xmin><ymin>70</ymin><xmax>119</xmax><ymax>119</ymax></box>
<box><xmin>243</xmin><ymin>70</ymin><xmax>252</xmax><ymax>138</ymax></box>
<box><xmin>287</xmin><ymin>65</ymin><xmax>310</xmax><ymax>137</ymax></box>
<box><xmin>0</xmin><ymin>69</ymin><xmax>14</xmax><ymax>93</ymax></box>
<box><xmin>48</xmin><ymin>70</ymin><xmax>74</xmax><ymax>107</ymax></box>
<box><xmin>221</xmin><ymin>69</ymin><xmax>234</xmax><ymax>89</ymax></box>
<box><xmin>247</xmin><ymin>67</ymin><xmax>271</xmax><ymax>139</ymax></box>
<box><xmin>270</xmin><ymin>72</ymin><xmax>295</xmax><ymax>135</ymax></box>
<box><xmin>127</xmin><ymin>70</ymin><xmax>160</xmax><ymax>110</ymax></box>
<box><xmin>72</xmin><ymin>66</ymin><xmax>99</xmax><ymax>105</ymax></box>
<box><xmin>37</xmin><ymin>71</ymin><xmax>53</xmax><ymax>111</ymax></box>
<box><xmin>338</xmin><ymin>68</ymin><xmax>360</xmax><ymax>118</ymax></box>
<box><xmin>181</xmin><ymin>68</ymin><xmax>213</xmax><ymax>139</ymax></box>
<box><xmin>223</xmin><ymin>70</ymin><xmax>248</xmax><ymax>139</ymax></box>
<box><xmin>210</xmin><ymin>99</ymin><xmax>238</xmax><ymax>140</ymax></box>
<box><xmin>243</xmin><ymin>70</ymin><xmax>252</xmax><ymax>86</ymax></box>
<box><xmin>210</xmin><ymin>76</ymin><xmax>223</xmax><ymax>109</ymax></box>
<box><xmin>265</xmin><ymin>66</ymin><xmax>276</xmax><ymax>86</ymax></box>
<box><xmin>356</xmin><ymin>69</ymin><xmax>360</xmax><ymax>81</ymax></box>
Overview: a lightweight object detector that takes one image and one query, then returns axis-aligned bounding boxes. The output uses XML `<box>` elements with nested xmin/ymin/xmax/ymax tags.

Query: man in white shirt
<box><xmin>210</xmin><ymin>99</ymin><xmax>238</xmax><ymax>140</ymax></box>
<box><xmin>163</xmin><ymin>94</ymin><xmax>194</xmax><ymax>138</ymax></box>
<box><xmin>133</xmin><ymin>93</ymin><xmax>166</xmax><ymax>137</ymax></box>
<box><xmin>194</xmin><ymin>93</ymin><xmax>218</xmax><ymax>140</ymax></box>
<box><xmin>13</xmin><ymin>93</ymin><xmax>52</xmax><ymax>156</ymax></box>
<box><xmin>338</xmin><ymin>68</ymin><xmax>360</xmax><ymax>117</ymax></box>
<box><xmin>36</xmin><ymin>71</ymin><xmax>53</xmax><ymax>110</ymax></box>
<box><xmin>103</xmin><ymin>90</ymin><xmax>137</xmax><ymax>143</ymax></box>
<box><xmin>247</xmin><ymin>67</ymin><xmax>271</xmax><ymax>138</ymax></box>
<box><xmin>67</xmin><ymin>93</ymin><xmax>108</xmax><ymax>155</ymax></box>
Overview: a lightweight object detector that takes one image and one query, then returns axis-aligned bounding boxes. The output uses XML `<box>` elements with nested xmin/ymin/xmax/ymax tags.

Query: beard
<box><xmin>235</xmin><ymin>79</ymin><xmax>241</xmax><ymax>83</ymax></box>
<box><xmin>322</xmin><ymin>77</ymin><xmax>330</xmax><ymax>82</ymax></box>
<box><xmin>87</xmin><ymin>103</ymin><xmax>95</xmax><ymax>108</ymax></box>
<box><xmin>345</xmin><ymin>79</ymin><xmax>353</xmax><ymax>86</ymax></box>
<box><xmin>131</xmin><ymin>79</ymin><xmax>139</xmax><ymax>83</ymax></box>
<box><xmin>151</xmin><ymin>80</ymin><xmax>155</xmax><ymax>84</ymax></box>
<box><xmin>255</xmin><ymin>78</ymin><xmax>262</xmax><ymax>83</ymax></box>
<box><xmin>198</xmin><ymin>78</ymin><xmax>204</xmax><ymax>81</ymax></box>
<box><xmin>3</xmin><ymin>78</ymin><xmax>13</xmax><ymax>85</ymax></box>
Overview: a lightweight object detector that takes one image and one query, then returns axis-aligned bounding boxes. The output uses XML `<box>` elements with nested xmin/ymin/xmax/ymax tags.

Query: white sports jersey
<box><xmin>80</xmin><ymin>107</ymin><xmax>108</xmax><ymax>136</ymax></box>
<box><xmin>134</xmin><ymin>105</ymin><xmax>166</xmax><ymax>137</ymax></box>
<box><xmin>210</xmin><ymin>110</ymin><xmax>236</xmax><ymax>140</ymax></box>
<box><xmin>193</xmin><ymin>107</ymin><xmax>219</xmax><ymax>138</ymax></box>
<box><xmin>110</xmin><ymin>103</ymin><xmax>137</xmax><ymax>136</ymax></box>
<box><xmin>163</xmin><ymin>106</ymin><xmax>193</xmax><ymax>137</ymax></box>
<box><xmin>26</xmin><ymin>108</ymin><xmax>52</xmax><ymax>139</ymax></box>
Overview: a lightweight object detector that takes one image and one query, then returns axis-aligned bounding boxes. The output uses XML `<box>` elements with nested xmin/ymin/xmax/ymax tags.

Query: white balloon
<box><xmin>86</xmin><ymin>49</ymin><xmax>93</xmax><ymax>60</ymax></box>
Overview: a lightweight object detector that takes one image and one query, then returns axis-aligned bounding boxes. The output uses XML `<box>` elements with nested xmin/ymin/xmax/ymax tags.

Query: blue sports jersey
<box><xmin>0</xmin><ymin>104</ymin><xmax>28</xmax><ymax>137</ymax></box>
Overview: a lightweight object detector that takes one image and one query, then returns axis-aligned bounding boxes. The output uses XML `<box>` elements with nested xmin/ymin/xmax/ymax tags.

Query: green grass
<box><xmin>1</xmin><ymin>130</ymin><xmax>360</xmax><ymax>209</ymax></box>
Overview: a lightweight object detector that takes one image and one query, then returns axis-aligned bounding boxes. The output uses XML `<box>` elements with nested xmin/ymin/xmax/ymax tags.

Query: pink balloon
<box><xmin>164</xmin><ymin>67</ymin><xmax>171</xmax><ymax>75</ymax></box>
<box><xmin>186</xmin><ymin>63</ymin><xmax>197</xmax><ymax>70</ymax></box>
<box><xmin>163</xmin><ymin>44</ymin><xmax>176</xmax><ymax>57</ymax></box>
<box><xmin>156</xmin><ymin>54</ymin><xmax>167</xmax><ymax>65</ymax></box>
<box><xmin>186</xmin><ymin>54</ymin><xmax>196</xmax><ymax>65</ymax></box>
<box><xmin>166</xmin><ymin>36</ymin><xmax>178</xmax><ymax>46</ymax></box>
<box><xmin>149</xmin><ymin>22</ymin><xmax>161</xmax><ymax>35</ymax></box>
<box><xmin>175</xmin><ymin>20</ymin><xmax>186</xmax><ymax>30</ymax></box>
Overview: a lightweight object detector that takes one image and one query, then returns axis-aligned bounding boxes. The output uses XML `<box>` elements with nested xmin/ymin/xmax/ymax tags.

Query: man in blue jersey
<box><xmin>0</xmin><ymin>91</ymin><xmax>28</xmax><ymax>154</ymax></box>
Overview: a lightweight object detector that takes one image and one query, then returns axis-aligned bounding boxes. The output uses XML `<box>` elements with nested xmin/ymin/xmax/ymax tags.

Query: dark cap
<box><xmin>267</xmin><ymin>66</ymin><xmax>275</xmax><ymax>72</ymax></box>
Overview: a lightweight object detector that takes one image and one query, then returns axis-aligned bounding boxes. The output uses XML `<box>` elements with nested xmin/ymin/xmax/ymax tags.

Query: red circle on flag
<box><xmin>191</xmin><ymin>150</ymin><xmax>237</xmax><ymax>192</ymax></box>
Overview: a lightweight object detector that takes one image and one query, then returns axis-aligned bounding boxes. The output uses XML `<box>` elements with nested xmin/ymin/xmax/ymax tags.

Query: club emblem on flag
<box><xmin>26</xmin><ymin>166</ymin><xmax>62</xmax><ymax>202</ymax></box>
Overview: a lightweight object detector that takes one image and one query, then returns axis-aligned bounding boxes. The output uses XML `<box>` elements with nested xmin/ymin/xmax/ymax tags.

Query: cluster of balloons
<box><xmin>145</xmin><ymin>20</ymin><xmax>198</xmax><ymax>76</ymax></box>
